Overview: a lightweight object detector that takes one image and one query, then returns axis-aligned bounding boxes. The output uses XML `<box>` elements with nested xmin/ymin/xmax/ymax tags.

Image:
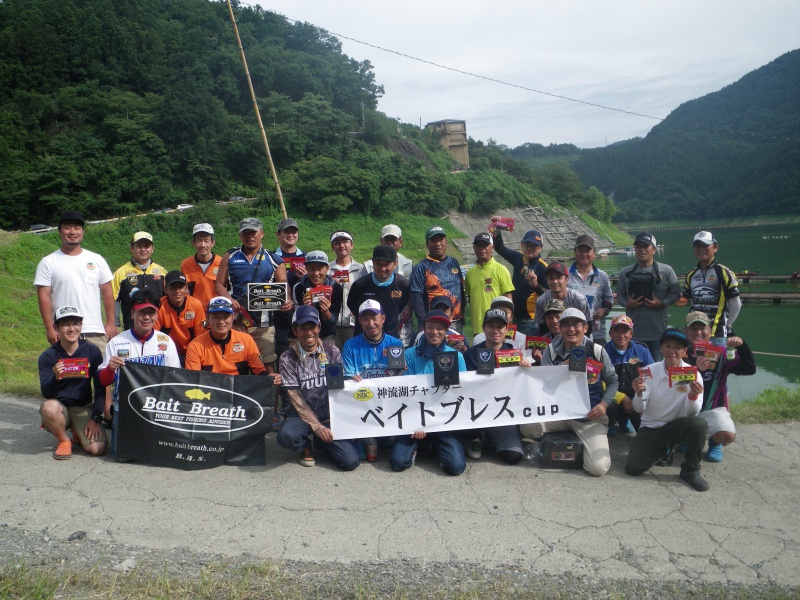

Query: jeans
<box><xmin>642</xmin><ymin>340</ymin><xmax>663</xmax><ymax>362</ymax></box>
<box><xmin>277</xmin><ymin>416</ymin><xmax>360</xmax><ymax>471</ymax></box>
<box><xmin>625</xmin><ymin>416</ymin><xmax>707</xmax><ymax>475</ymax></box>
<box><xmin>390</xmin><ymin>432</ymin><xmax>466</xmax><ymax>476</ymax></box>
<box><xmin>516</xmin><ymin>319</ymin><xmax>540</xmax><ymax>336</ymax></box>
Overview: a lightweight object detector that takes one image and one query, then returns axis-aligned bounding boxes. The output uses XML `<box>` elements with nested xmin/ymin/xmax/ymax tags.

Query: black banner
<box><xmin>117</xmin><ymin>363</ymin><xmax>273</xmax><ymax>469</ymax></box>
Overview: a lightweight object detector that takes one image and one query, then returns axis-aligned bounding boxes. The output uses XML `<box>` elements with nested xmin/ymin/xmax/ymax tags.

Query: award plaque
<box><xmin>476</xmin><ymin>349</ymin><xmax>494</xmax><ymax>375</ymax></box>
<box><xmin>387</xmin><ymin>345</ymin><xmax>405</xmax><ymax>371</ymax></box>
<box><xmin>568</xmin><ymin>347</ymin><xmax>587</xmax><ymax>372</ymax></box>
<box><xmin>433</xmin><ymin>352</ymin><xmax>460</xmax><ymax>386</ymax></box>
<box><xmin>326</xmin><ymin>363</ymin><xmax>344</xmax><ymax>390</ymax></box>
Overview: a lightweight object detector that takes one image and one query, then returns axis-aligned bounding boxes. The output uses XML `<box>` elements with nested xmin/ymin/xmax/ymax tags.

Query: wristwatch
<box><xmin>91</xmin><ymin>413</ymin><xmax>104</xmax><ymax>424</ymax></box>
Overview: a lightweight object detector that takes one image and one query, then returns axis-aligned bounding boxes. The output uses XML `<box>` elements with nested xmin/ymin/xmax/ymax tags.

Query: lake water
<box><xmin>596</xmin><ymin>223</ymin><xmax>800</xmax><ymax>403</ymax></box>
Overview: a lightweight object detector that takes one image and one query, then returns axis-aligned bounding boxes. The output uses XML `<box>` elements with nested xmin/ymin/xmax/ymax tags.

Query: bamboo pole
<box><xmin>225</xmin><ymin>0</ymin><xmax>287</xmax><ymax>218</ymax></box>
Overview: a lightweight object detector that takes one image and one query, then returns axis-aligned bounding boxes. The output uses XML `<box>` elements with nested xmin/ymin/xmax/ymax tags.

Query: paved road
<box><xmin>1</xmin><ymin>393</ymin><xmax>798</xmax><ymax>587</ymax></box>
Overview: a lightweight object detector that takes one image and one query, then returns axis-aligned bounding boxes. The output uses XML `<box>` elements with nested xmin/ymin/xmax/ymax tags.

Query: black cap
<box><xmin>660</xmin><ymin>327</ymin><xmax>689</xmax><ymax>348</ymax></box>
<box><xmin>634</xmin><ymin>232</ymin><xmax>657</xmax><ymax>248</ymax></box>
<box><xmin>372</xmin><ymin>244</ymin><xmax>398</xmax><ymax>262</ymax></box>
<box><xmin>59</xmin><ymin>210</ymin><xmax>85</xmax><ymax>227</ymax></box>
<box><xmin>430</xmin><ymin>295</ymin><xmax>453</xmax><ymax>310</ymax></box>
<box><xmin>165</xmin><ymin>270</ymin><xmax>187</xmax><ymax>287</ymax></box>
<box><xmin>473</xmin><ymin>232</ymin><xmax>492</xmax><ymax>245</ymax></box>
<box><xmin>575</xmin><ymin>234</ymin><xmax>595</xmax><ymax>250</ymax></box>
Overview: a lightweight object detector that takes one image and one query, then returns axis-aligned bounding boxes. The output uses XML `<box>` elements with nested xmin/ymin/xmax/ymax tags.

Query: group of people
<box><xmin>35</xmin><ymin>210</ymin><xmax>755</xmax><ymax>492</ymax></box>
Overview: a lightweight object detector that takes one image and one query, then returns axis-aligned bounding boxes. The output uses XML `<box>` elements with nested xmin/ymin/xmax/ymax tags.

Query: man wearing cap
<box><xmin>291</xmin><ymin>250</ymin><xmax>343</xmax><ymax>344</ymax></box>
<box><xmin>215</xmin><ymin>217</ymin><xmax>292</xmax><ymax>376</ymax></box>
<box><xmin>604</xmin><ymin>315</ymin><xmax>654</xmax><ymax>435</ymax></box>
<box><xmin>343</xmin><ymin>300</ymin><xmax>404</xmax><ymax>380</ymax></box>
<box><xmin>521</xmin><ymin>308</ymin><xmax>619</xmax><ymax>477</ymax></box>
<box><xmin>111</xmin><ymin>231</ymin><xmax>167</xmax><ymax>331</ymax></box>
<box><xmin>99</xmin><ymin>289</ymin><xmax>181</xmax><ymax>458</ymax></box>
<box><xmin>278</xmin><ymin>305</ymin><xmax>360</xmax><ymax>470</ymax></box>
<box><xmin>35</xmin><ymin>210</ymin><xmax>116</xmax><ymax>353</ymax></box>
<box><xmin>273</xmin><ymin>217</ymin><xmax>306</xmax><ymax>278</ymax></box>
<box><xmin>682</xmin><ymin>231</ymin><xmax>741</xmax><ymax>347</ymax></box>
<box><xmin>463</xmin><ymin>308</ymin><xmax>529</xmax><ymax>464</ymax></box>
<box><xmin>391</xmin><ymin>310</ymin><xmax>467</xmax><ymax>476</ymax></box>
<box><xmin>329</xmin><ymin>230</ymin><xmax>364</xmax><ymax>348</ymax></box>
<box><xmin>627</xmin><ymin>327</ymin><xmax>709</xmax><ymax>492</ymax></box>
<box><xmin>616</xmin><ymin>232</ymin><xmax>681</xmax><ymax>361</ymax></box>
<box><xmin>472</xmin><ymin>296</ymin><xmax>527</xmax><ymax>352</ymax></box>
<box><xmin>184</xmin><ymin>296</ymin><xmax>271</xmax><ymax>377</ymax></box>
<box><xmin>410</xmin><ymin>226</ymin><xmax>466</xmax><ymax>333</ymax></box>
<box><xmin>180</xmin><ymin>223</ymin><xmax>222</xmax><ymax>308</ymax></box>
<box><xmin>38</xmin><ymin>306</ymin><xmax>107</xmax><ymax>460</ymax></box>
<box><xmin>156</xmin><ymin>270</ymin><xmax>207</xmax><ymax>365</ymax></box>
<box><xmin>413</xmin><ymin>295</ymin><xmax>467</xmax><ymax>352</ymax></box>
<box><xmin>534</xmin><ymin>262</ymin><xmax>591</xmax><ymax>335</ymax></box>
<box><xmin>684</xmin><ymin>311</ymin><xmax>755</xmax><ymax>463</ymax></box>
<box><xmin>465</xmin><ymin>232</ymin><xmax>514</xmax><ymax>333</ymax></box>
<box><xmin>541</xmin><ymin>298</ymin><xmax>565</xmax><ymax>340</ymax></box>
<box><xmin>569</xmin><ymin>234</ymin><xmax>614</xmax><ymax>344</ymax></box>
<box><xmin>489</xmin><ymin>216</ymin><xmax>549</xmax><ymax>335</ymax></box>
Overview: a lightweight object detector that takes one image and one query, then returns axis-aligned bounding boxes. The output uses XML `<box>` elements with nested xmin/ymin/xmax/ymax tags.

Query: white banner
<box><xmin>329</xmin><ymin>366</ymin><xmax>591</xmax><ymax>439</ymax></box>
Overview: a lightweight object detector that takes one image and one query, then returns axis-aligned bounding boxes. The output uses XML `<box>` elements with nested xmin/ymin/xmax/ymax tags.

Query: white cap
<box><xmin>381</xmin><ymin>224</ymin><xmax>402</xmax><ymax>239</ymax></box>
<box><xmin>330</xmin><ymin>231</ymin><xmax>353</xmax><ymax>243</ymax></box>
<box><xmin>693</xmin><ymin>231</ymin><xmax>716</xmax><ymax>245</ymax></box>
<box><xmin>54</xmin><ymin>306</ymin><xmax>83</xmax><ymax>322</ymax></box>
<box><xmin>559</xmin><ymin>307</ymin><xmax>587</xmax><ymax>323</ymax></box>
<box><xmin>193</xmin><ymin>223</ymin><xmax>214</xmax><ymax>236</ymax></box>
<box><xmin>358</xmin><ymin>299</ymin><xmax>384</xmax><ymax>315</ymax></box>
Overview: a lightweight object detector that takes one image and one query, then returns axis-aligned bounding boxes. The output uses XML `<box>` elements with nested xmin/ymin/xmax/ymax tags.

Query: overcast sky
<box><xmin>256</xmin><ymin>1</ymin><xmax>799</xmax><ymax>149</ymax></box>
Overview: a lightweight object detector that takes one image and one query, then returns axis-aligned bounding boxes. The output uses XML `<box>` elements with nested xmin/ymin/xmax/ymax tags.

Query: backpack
<box><xmin>626</xmin><ymin>261</ymin><xmax>662</xmax><ymax>300</ymax></box>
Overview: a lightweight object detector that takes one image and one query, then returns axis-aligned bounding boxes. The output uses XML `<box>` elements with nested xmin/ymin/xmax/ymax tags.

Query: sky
<box><xmin>255</xmin><ymin>1</ymin><xmax>799</xmax><ymax>149</ymax></box>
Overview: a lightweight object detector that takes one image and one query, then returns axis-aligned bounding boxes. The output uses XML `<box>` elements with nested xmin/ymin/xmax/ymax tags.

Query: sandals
<box><xmin>53</xmin><ymin>440</ymin><xmax>72</xmax><ymax>460</ymax></box>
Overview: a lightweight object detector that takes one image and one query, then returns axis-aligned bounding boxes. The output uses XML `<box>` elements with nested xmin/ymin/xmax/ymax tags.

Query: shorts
<box><xmin>698</xmin><ymin>407</ymin><xmax>736</xmax><ymax>436</ymax></box>
<box><xmin>82</xmin><ymin>332</ymin><xmax>109</xmax><ymax>356</ymax></box>
<box><xmin>247</xmin><ymin>325</ymin><xmax>276</xmax><ymax>363</ymax></box>
<box><xmin>40</xmin><ymin>402</ymin><xmax>108</xmax><ymax>448</ymax></box>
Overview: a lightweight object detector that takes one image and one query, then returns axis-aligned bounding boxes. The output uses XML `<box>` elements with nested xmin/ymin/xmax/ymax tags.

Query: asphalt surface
<box><xmin>1</xmin><ymin>392</ymin><xmax>798</xmax><ymax>588</ymax></box>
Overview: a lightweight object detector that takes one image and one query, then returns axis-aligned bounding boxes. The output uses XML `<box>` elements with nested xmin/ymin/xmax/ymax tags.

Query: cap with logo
<box><xmin>660</xmin><ymin>327</ymin><xmax>689</xmax><ymax>347</ymax></box>
<box><xmin>473</xmin><ymin>232</ymin><xmax>492</xmax><ymax>246</ymax></box>
<box><xmin>207</xmin><ymin>296</ymin><xmax>234</xmax><ymax>314</ymax></box>
<box><xmin>131</xmin><ymin>290</ymin><xmax>159</xmax><ymax>311</ymax></box>
<box><xmin>132</xmin><ymin>231</ymin><xmax>153</xmax><ymax>244</ymax></box>
<box><xmin>165</xmin><ymin>270</ymin><xmax>187</xmax><ymax>287</ymax></box>
<box><xmin>54</xmin><ymin>306</ymin><xmax>83</xmax><ymax>322</ymax></box>
<box><xmin>293</xmin><ymin>305</ymin><xmax>321</xmax><ymax>326</ymax></box>
<box><xmin>545</xmin><ymin>261</ymin><xmax>568</xmax><ymax>277</ymax></box>
<box><xmin>685</xmin><ymin>311</ymin><xmax>711</xmax><ymax>327</ymax></box>
<box><xmin>277</xmin><ymin>217</ymin><xmax>299</xmax><ymax>232</ymax></box>
<box><xmin>490</xmin><ymin>296</ymin><xmax>514</xmax><ymax>310</ymax></box>
<box><xmin>559</xmin><ymin>307</ymin><xmax>587</xmax><ymax>323</ymax></box>
<box><xmin>239</xmin><ymin>217</ymin><xmax>263</xmax><ymax>233</ymax></box>
<box><xmin>381</xmin><ymin>224</ymin><xmax>402</xmax><ymax>239</ymax></box>
<box><xmin>693</xmin><ymin>231</ymin><xmax>716</xmax><ymax>246</ymax></box>
<box><xmin>330</xmin><ymin>231</ymin><xmax>353</xmax><ymax>243</ymax></box>
<box><xmin>59</xmin><ymin>210</ymin><xmax>85</xmax><ymax>227</ymax></box>
<box><xmin>425</xmin><ymin>226</ymin><xmax>446</xmax><ymax>240</ymax></box>
<box><xmin>430</xmin><ymin>295</ymin><xmax>453</xmax><ymax>310</ymax></box>
<box><xmin>634</xmin><ymin>232</ymin><xmax>657</xmax><ymax>248</ymax></box>
<box><xmin>610</xmin><ymin>315</ymin><xmax>634</xmax><ymax>330</ymax></box>
<box><xmin>483</xmin><ymin>308</ymin><xmax>509</xmax><ymax>325</ymax></box>
<box><xmin>358</xmin><ymin>299</ymin><xmax>384</xmax><ymax>315</ymax></box>
<box><xmin>424</xmin><ymin>309</ymin><xmax>451</xmax><ymax>326</ymax></box>
<box><xmin>543</xmin><ymin>298</ymin><xmax>566</xmax><ymax>315</ymax></box>
<box><xmin>575</xmin><ymin>234</ymin><xmax>595</xmax><ymax>250</ymax></box>
<box><xmin>521</xmin><ymin>230</ymin><xmax>543</xmax><ymax>246</ymax></box>
<box><xmin>193</xmin><ymin>223</ymin><xmax>214</xmax><ymax>236</ymax></box>
<box><xmin>304</xmin><ymin>250</ymin><xmax>329</xmax><ymax>265</ymax></box>
<box><xmin>372</xmin><ymin>244</ymin><xmax>397</xmax><ymax>262</ymax></box>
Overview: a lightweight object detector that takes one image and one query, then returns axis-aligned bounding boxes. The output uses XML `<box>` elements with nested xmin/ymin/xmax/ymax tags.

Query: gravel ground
<box><xmin>2</xmin><ymin>524</ymin><xmax>793</xmax><ymax>599</ymax></box>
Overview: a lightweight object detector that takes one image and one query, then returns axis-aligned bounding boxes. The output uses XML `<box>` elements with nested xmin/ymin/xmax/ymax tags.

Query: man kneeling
<box><xmin>625</xmin><ymin>328</ymin><xmax>709</xmax><ymax>492</ymax></box>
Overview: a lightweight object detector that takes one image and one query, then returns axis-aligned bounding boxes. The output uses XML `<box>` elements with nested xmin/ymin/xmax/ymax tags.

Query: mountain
<box><xmin>570</xmin><ymin>50</ymin><xmax>800</xmax><ymax>220</ymax></box>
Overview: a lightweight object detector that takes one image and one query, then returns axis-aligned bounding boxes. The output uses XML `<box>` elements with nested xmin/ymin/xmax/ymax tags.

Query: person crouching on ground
<box><xmin>625</xmin><ymin>327</ymin><xmax>709</xmax><ymax>492</ymax></box>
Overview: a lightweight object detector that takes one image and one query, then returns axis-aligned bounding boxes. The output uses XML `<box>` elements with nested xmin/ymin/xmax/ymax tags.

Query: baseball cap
<box><xmin>59</xmin><ymin>210</ymin><xmax>85</xmax><ymax>227</ymax></box>
<box><xmin>483</xmin><ymin>308</ymin><xmax>509</xmax><ymax>325</ymax></box>
<box><xmin>304</xmin><ymin>250</ymin><xmax>329</xmax><ymax>265</ymax></box>
<box><xmin>292</xmin><ymin>305</ymin><xmax>321</xmax><ymax>326</ymax></box>
<box><xmin>425</xmin><ymin>226</ymin><xmax>446</xmax><ymax>240</ymax></box>
<box><xmin>473</xmin><ymin>232</ymin><xmax>492</xmax><ymax>245</ymax></box>
<box><xmin>660</xmin><ymin>327</ymin><xmax>689</xmax><ymax>348</ymax></box>
<box><xmin>424</xmin><ymin>309</ymin><xmax>451</xmax><ymax>327</ymax></box>
<box><xmin>575</xmin><ymin>234</ymin><xmax>595</xmax><ymax>250</ymax></box>
<box><xmin>132</xmin><ymin>231</ymin><xmax>153</xmax><ymax>244</ymax></box>
<box><xmin>490</xmin><ymin>296</ymin><xmax>514</xmax><ymax>311</ymax></box>
<box><xmin>543</xmin><ymin>298</ymin><xmax>566</xmax><ymax>315</ymax></box>
<box><xmin>381</xmin><ymin>224</ymin><xmax>402</xmax><ymax>239</ymax></box>
<box><xmin>693</xmin><ymin>231</ymin><xmax>716</xmax><ymax>246</ymax></box>
<box><xmin>634</xmin><ymin>232</ymin><xmax>657</xmax><ymax>247</ymax></box>
<box><xmin>277</xmin><ymin>217</ymin><xmax>299</xmax><ymax>232</ymax></box>
<box><xmin>430</xmin><ymin>295</ymin><xmax>453</xmax><ymax>310</ymax></box>
<box><xmin>239</xmin><ymin>217</ymin><xmax>263</xmax><ymax>233</ymax></box>
<box><xmin>685</xmin><ymin>311</ymin><xmax>711</xmax><ymax>327</ymax></box>
<box><xmin>165</xmin><ymin>270</ymin><xmax>187</xmax><ymax>287</ymax></box>
<box><xmin>358</xmin><ymin>299</ymin><xmax>384</xmax><ymax>315</ymax></box>
<box><xmin>54</xmin><ymin>306</ymin><xmax>83</xmax><ymax>322</ymax></box>
<box><xmin>521</xmin><ymin>230</ymin><xmax>543</xmax><ymax>246</ymax></box>
<box><xmin>610</xmin><ymin>315</ymin><xmax>634</xmax><ymax>330</ymax></box>
<box><xmin>193</xmin><ymin>223</ymin><xmax>214</xmax><ymax>236</ymax></box>
<box><xmin>372</xmin><ymin>244</ymin><xmax>397</xmax><ymax>262</ymax></box>
<box><xmin>330</xmin><ymin>231</ymin><xmax>353</xmax><ymax>243</ymax></box>
<box><xmin>559</xmin><ymin>307</ymin><xmax>587</xmax><ymax>323</ymax></box>
<box><xmin>545</xmin><ymin>262</ymin><xmax>568</xmax><ymax>277</ymax></box>
<box><xmin>207</xmin><ymin>296</ymin><xmax>234</xmax><ymax>314</ymax></box>
<box><xmin>131</xmin><ymin>290</ymin><xmax>159</xmax><ymax>312</ymax></box>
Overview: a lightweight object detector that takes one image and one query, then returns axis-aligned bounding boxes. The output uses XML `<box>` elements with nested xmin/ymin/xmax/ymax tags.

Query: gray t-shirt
<box><xmin>616</xmin><ymin>262</ymin><xmax>681</xmax><ymax>342</ymax></box>
<box><xmin>279</xmin><ymin>342</ymin><xmax>341</xmax><ymax>423</ymax></box>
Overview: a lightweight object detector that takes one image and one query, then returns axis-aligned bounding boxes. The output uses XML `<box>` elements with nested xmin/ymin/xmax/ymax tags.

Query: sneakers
<box><xmin>680</xmin><ymin>469</ymin><xmax>710</xmax><ymax>492</ymax></box>
<box><xmin>675</xmin><ymin>443</ymin><xmax>687</xmax><ymax>455</ymax></box>
<box><xmin>299</xmin><ymin>443</ymin><xmax>315</xmax><ymax>467</ymax></box>
<box><xmin>467</xmin><ymin>438</ymin><xmax>482</xmax><ymax>460</ymax></box>
<box><xmin>607</xmin><ymin>423</ymin><xmax>617</xmax><ymax>437</ymax></box>
<box><xmin>53</xmin><ymin>440</ymin><xmax>72</xmax><ymax>460</ymax></box>
<box><xmin>705</xmin><ymin>440</ymin><xmax>724</xmax><ymax>462</ymax></box>
<box><xmin>620</xmin><ymin>421</ymin><xmax>636</xmax><ymax>434</ymax></box>
<box><xmin>656</xmin><ymin>446</ymin><xmax>674</xmax><ymax>467</ymax></box>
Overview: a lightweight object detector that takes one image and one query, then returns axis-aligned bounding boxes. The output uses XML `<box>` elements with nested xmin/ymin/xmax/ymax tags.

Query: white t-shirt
<box><xmin>34</xmin><ymin>249</ymin><xmax>113</xmax><ymax>334</ymax></box>
<box><xmin>634</xmin><ymin>360</ymin><xmax>704</xmax><ymax>429</ymax></box>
